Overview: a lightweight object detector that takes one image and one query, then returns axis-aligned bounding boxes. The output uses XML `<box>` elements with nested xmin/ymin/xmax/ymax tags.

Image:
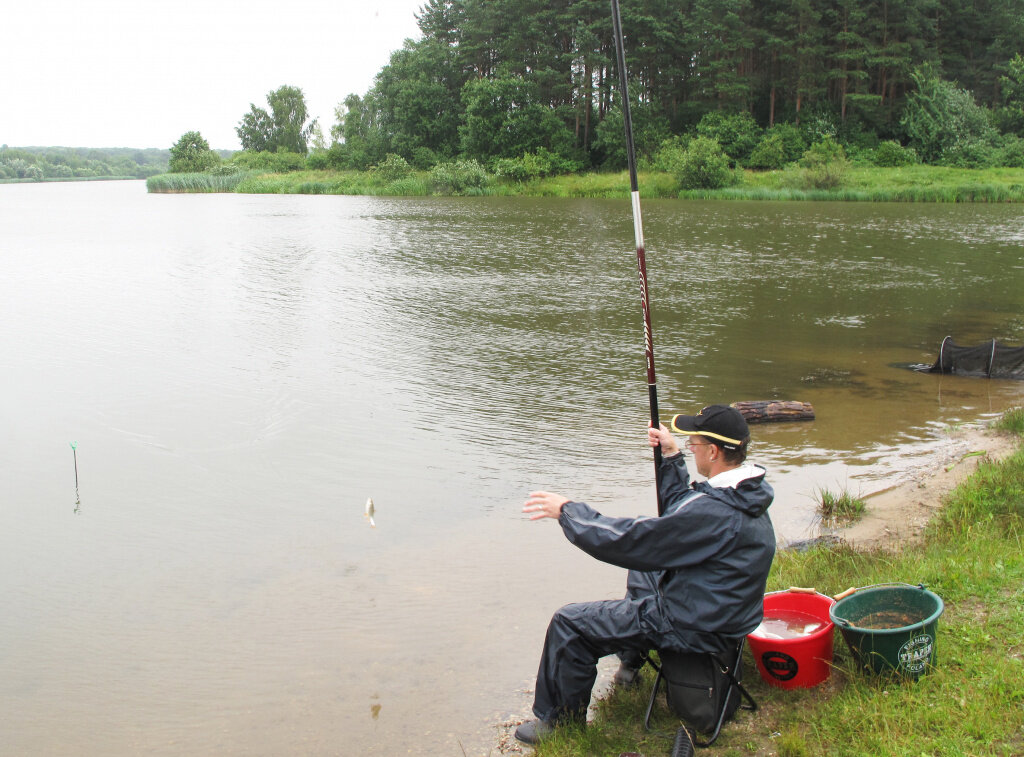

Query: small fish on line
<box><xmin>364</xmin><ymin>497</ymin><xmax>376</xmax><ymax>528</ymax></box>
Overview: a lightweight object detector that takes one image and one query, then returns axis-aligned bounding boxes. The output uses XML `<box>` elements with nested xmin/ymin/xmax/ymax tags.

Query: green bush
<box><xmin>230</xmin><ymin>150</ymin><xmax>305</xmax><ymax>173</ymax></box>
<box><xmin>459</xmin><ymin>73</ymin><xmax>580</xmax><ymax>164</ymax></box>
<box><xmin>999</xmin><ymin>135</ymin><xmax>1024</xmax><ymax>167</ymax></box>
<box><xmin>747</xmin><ymin>133</ymin><xmax>788</xmax><ymax>169</ymax></box>
<box><xmin>592</xmin><ymin>103</ymin><xmax>670</xmax><ymax>170</ymax></box>
<box><xmin>768</xmin><ymin>123</ymin><xmax>809</xmax><ymax>163</ymax></box>
<box><xmin>305</xmin><ymin>150</ymin><xmax>332</xmax><ymax>170</ymax></box>
<box><xmin>941</xmin><ymin>139</ymin><xmax>1000</xmax><ymax>168</ymax></box>
<box><xmin>430</xmin><ymin>159</ymin><xmax>490</xmax><ymax>194</ymax></box>
<box><xmin>410</xmin><ymin>146</ymin><xmax>440</xmax><ymax>170</ymax></box>
<box><xmin>798</xmin><ymin>106</ymin><xmax>840</xmax><ymax>145</ymax></box>
<box><xmin>800</xmin><ymin>137</ymin><xmax>850</xmax><ymax>189</ymax></box>
<box><xmin>1</xmin><ymin>158</ymin><xmax>44</xmax><ymax>180</ymax></box>
<box><xmin>206</xmin><ymin>163</ymin><xmax>246</xmax><ymax>176</ymax></box>
<box><xmin>649</xmin><ymin>135</ymin><xmax>690</xmax><ymax>173</ymax></box>
<box><xmin>695</xmin><ymin>111</ymin><xmax>762</xmax><ymax>164</ymax></box>
<box><xmin>493</xmin><ymin>148</ymin><xmax>581</xmax><ymax>182</ymax></box>
<box><xmin>996</xmin><ymin>54</ymin><xmax>1024</xmax><ymax>134</ymax></box>
<box><xmin>493</xmin><ymin>154</ymin><xmax>544</xmax><ymax>182</ymax></box>
<box><xmin>746</xmin><ymin>123</ymin><xmax>807</xmax><ymax>169</ymax></box>
<box><xmin>902</xmin><ymin>64</ymin><xmax>999</xmax><ymax>163</ymax></box>
<box><xmin>316</xmin><ymin>143</ymin><xmax>359</xmax><ymax>169</ymax></box>
<box><xmin>674</xmin><ymin>136</ymin><xmax>735</xmax><ymax>189</ymax></box>
<box><xmin>373</xmin><ymin>153</ymin><xmax>413</xmax><ymax>182</ymax></box>
<box><xmin>873</xmin><ymin>140</ymin><xmax>919</xmax><ymax>167</ymax></box>
<box><xmin>168</xmin><ymin>131</ymin><xmax>220</xmax><ymax>173</ymax></box>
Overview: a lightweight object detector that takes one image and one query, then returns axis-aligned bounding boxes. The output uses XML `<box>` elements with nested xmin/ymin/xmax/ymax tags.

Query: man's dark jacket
<box><xmin>557</xmin><ymin>452</ymin><xmax>776</xmax><ymax>653</ymax></box>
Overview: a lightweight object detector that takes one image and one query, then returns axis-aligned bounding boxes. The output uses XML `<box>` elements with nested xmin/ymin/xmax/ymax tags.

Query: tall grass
<box><xmin>994</xmin><ymin>406</ymin><xmax>1024</xmax><ymax>435</ymax></box>
<box><xmin>815</xmin><ymin>487</ymin><xmax>867</xmax><ymax>526</ymax></box>
<box><xmin>234</xmin><ymin>170</ymin><xmax>433</xmax><ymax>196</ymax></box>
<box><xmin>733</xmin><ymin>164</ymin><xmax>1024</xmax><ymax>202</ymax></box>
<box><xmin>147</xmin><ymin>172</ymin><xmax>249</xmax><ymax>193</ymax></box>
<box><xmin>520</xmin><ymin>171</ymin><xmax>679</xmax><ymax>198</ymax></box>
<box><xmin>680</xmin><ymin>181</ymin><xmax>1024</xmax><ymax>202</ymax></box>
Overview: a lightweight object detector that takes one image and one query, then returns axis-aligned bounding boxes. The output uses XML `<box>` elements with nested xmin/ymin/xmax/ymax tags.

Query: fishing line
<box><xmin>610</xmin><ymin>0</ymin><xmax>664</xmax><ymax>514</ymax></box>
<box><xmin>70</xmin><ymin>441</ymin><xmax>80</xmax><ymax>513</ymax></box>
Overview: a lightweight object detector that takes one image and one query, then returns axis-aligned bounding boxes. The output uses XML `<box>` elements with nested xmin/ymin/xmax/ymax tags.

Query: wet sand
<box><xmin>837</xmin><ymin>423</ymin><xmax>1019</xmax><ymax>550</ymax></box>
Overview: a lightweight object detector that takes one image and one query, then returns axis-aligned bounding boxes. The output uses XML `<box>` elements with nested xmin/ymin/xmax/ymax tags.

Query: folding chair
<box><xmin>642</xmin><ymin>637</ymin><xmax>757</xmax><ymax>749</ymax></box>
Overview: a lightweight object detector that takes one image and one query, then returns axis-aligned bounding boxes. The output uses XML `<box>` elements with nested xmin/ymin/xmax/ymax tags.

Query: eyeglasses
<box><xmin>685</xmin><ymin>440</ymin><xmax>711</xmax><ymax>450</ymax></box>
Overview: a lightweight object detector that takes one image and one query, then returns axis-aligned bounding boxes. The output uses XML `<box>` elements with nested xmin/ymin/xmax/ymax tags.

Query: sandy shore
<box><xmin>835</xmin><ymin>424</ymin><xmax>1019</xmax><ymax>550</ymax></box>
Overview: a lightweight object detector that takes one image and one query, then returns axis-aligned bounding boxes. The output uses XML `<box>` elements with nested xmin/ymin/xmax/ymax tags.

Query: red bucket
<box><xmin>747</xmin><ymin>589</ymin><xmax>835</xmax><ymax>689</ymax></box>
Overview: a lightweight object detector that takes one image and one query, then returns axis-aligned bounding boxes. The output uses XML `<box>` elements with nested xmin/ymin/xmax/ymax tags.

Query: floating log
<box><xmin>731</xmin><ymin>400</ymin><xmax>815</xmax><ymax>424</ymax></box>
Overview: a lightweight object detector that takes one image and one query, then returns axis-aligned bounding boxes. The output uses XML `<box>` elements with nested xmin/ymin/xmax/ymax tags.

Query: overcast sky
<box><xmin>1</xmin><ymin>0</ymin><xmax>426</xmax><ymax>150</ymax></box>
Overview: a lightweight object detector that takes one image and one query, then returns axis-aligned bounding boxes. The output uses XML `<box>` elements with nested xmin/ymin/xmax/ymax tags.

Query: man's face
<box><xmin>685</xmin><ymin>437</ymin><xmax>716</xmax><ymax>477</ymax></box>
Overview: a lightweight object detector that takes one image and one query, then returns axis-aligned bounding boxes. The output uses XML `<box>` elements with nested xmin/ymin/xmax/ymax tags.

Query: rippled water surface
<box><xmin>2</xmin><ymin>181</ymin><xmax>1022</xmax><ymax>755</ymax></box>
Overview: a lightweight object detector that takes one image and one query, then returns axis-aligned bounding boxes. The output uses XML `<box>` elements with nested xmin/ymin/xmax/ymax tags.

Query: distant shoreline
<box><xmin>145</xmin><ymin>165</ymin><xmax>1024</xmax><ymax>202</ymax></box>
<box><xmin>0</xmin><ymin>176</ymin><xmax>140</xmax><ymax>185</ymax></box>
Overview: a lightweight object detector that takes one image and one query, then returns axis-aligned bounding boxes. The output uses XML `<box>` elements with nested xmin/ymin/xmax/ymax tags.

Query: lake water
<box><xmin>2</xmin><ymin>180</ymin><xmax>1022</xmax><ymax>755</ymax></box>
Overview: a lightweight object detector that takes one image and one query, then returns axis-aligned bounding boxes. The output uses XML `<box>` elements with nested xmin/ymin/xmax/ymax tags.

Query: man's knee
<box><xmin>549</xmin><ymin>602</ymin><xmax>595</xmax><ymax>631</ymax></box>
<box><xmin>545</xmin><ymin>600</ymin><xmax>649</xmax><ymax>658</ymax></box>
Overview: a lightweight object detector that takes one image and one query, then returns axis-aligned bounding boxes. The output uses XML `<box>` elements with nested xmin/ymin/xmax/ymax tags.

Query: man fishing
<box><xmin>514</xmin><ymin>404</ymin><xmax>775</xmax><ymax>745</ymax></box>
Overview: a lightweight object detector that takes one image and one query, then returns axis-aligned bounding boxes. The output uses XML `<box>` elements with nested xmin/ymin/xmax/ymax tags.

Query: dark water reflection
<box><xmin>1</xmin><ymin>182</ymin><xmax>1022</xmax><ymax>755</ymax></box>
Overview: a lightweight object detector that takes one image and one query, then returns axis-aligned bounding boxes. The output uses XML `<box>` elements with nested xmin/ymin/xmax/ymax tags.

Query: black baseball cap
<box><xmin>670</xmin><ymin>404</ymin><xmax>749</xmax><ymax>450</ymax></box>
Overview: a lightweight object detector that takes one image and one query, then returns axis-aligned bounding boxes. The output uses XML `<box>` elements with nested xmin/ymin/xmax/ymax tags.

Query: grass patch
<box><xmin>519</xmin><ymin>170</ymin><xmax>680</xmax><ymax>198</ymax></box>
<box><xmin>530</xmin><ymin>411</ymin><xmax>1024</xmax><ymax>757</ymax></box>
<box><xmin>233</xmin><ymin>170</ymin><xmax>434</xmax><ymax>196</ymax></box>
<box><xmin>147</xmin><ymin>171</ymin><xmax>249</xmax><ymax>193</ymax></box>
<box><xmin>815</xmin><ymin>487</ymin><xmax>867</xmax><ymax>526</ymax></box>
<box><xmin>732</xmin><ymin>165</ymin><xmax>1024</xmax><ymax>202</ymax></box>
<box><xmin>994</xmin><ymin>407</ymin><xmax>1024</xmax><ymax>435</ymax></box>
<box><xmin>145</xmin><ymin>164</ymin><xmax>1024</xmax><ymax>201</ymax></box>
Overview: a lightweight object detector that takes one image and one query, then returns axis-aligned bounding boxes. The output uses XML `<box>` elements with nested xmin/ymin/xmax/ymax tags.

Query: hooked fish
<box><xmin>364</xmin><ymin>497</ymin><xmax>376</xmax><ymax>528</ymax></box>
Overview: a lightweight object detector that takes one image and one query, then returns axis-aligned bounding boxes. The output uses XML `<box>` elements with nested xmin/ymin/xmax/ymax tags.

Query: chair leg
<box><xmin>643</xmin><ymin>665</ymin><xmax>663</xmax><ymax>731</ymax></box>
<box><xmin>692</xmin><ymin>647</ymin><xmax>757</xmax><ymax>748</ymax></box>
<box><xmin>691</xmin><ymin>679</ymin><xmax>729</xmax><ymax>747</ymax></box>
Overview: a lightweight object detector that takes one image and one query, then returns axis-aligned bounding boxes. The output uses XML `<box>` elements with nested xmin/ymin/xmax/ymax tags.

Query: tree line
<box><xmin>171</xmin><ymin>0</ymin><xmax>1024</xmax><ymax>179</ymax></box>
<box><xmin>0</xmin><ymin>146</ymin><xmax>171</xmax><ymax>182</ymax></box>
<box><xmin>331</xmin><ymin>0</ymin><xmax>1024</xmax><ymax>171</ymax></box>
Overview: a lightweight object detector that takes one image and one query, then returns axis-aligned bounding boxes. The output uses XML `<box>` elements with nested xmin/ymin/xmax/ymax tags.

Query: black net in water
<box><xmin>920</xmin><ymin>336</ymin><xmax>1024</xmax><ymax>379</ymax></box>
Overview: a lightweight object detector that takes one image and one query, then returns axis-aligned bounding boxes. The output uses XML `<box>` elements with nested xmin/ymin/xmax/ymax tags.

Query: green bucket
<box><xmin>829</xmin><ymin>583</ymin><xmax>944</xmax><ymax>679</ymax></box>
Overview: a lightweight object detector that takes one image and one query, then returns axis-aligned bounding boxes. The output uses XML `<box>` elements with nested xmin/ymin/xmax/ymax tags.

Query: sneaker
<box><xmin>612</xmin><ymin>663</ymin><xmax>642</xmax><ymax>689</ymax></box>
<box><xmin>514</xmin><ymin>718</ymin><xmax>555</xmax><ymax>745</ymax></box>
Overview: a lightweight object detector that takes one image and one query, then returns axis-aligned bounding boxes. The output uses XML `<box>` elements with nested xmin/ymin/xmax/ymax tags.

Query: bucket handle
<box><xmin>763</xmin><ymin>586</ymin><xmax>825</xmax><ymax>597</ymax></box>
<box><xmin>831</xmin><ymin>582</ymin><xmax>927</xmax><ymax>624</ymax></box>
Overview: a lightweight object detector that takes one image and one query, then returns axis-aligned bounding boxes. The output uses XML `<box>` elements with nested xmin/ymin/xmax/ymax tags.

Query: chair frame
<box><xmin>641</xmin><ymin>638</ymin><xmax>757</xmax><ymax>747</ymax></box>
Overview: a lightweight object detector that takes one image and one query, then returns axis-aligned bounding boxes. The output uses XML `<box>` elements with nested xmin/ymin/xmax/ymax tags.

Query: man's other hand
<box><xmin>523</xmin><ymin>491</ymin><xmax>569</xmax><ymax>520</ymax></box>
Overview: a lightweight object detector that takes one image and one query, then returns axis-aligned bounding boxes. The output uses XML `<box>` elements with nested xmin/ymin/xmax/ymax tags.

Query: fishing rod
<box><xmin>610</xmin><ymin>0</ymin><xmax>664</xmax><ymax>515</ymax></box>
